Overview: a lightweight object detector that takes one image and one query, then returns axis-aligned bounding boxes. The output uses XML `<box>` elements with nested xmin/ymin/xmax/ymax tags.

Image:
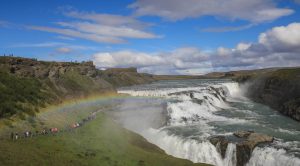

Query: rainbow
<box><xmin>42</xmin><ymin>92</ymin><xmax>128</xmax><ymax>113</ymax></box>
<box><xmin>0</xmin><ymin>92</ymin><xmax>134</xmax><ymax>135</ymax></box>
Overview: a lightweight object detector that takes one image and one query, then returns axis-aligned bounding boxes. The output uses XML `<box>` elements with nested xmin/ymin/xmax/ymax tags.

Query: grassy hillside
<box><xmin>0</xmin><ymin>56</ymin><xmax>156</xmax><ymax>119</ymax></box>
<box><xmin>0</xmin><ymin>112</ymin><xmax>209</xmax><ymax>166</ymax></box>
<box><xmin>0</xmin><ymin>71</ymin><xmax>54</xmax><ymax>118</ymax></box>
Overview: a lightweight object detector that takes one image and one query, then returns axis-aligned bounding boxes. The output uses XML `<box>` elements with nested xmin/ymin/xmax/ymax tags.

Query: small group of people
<box><xmin>71</xmin><ymin>122</ymin><xmax>81</xmax><ymax>129</ymax></box>
<box><xmin>10</xmin><ymin>132</ymin><xmax>19</xmax><ymax>140</ymax></box>
<box><xmin>71</xmin><ymin>111</ymin><xmax>98</xmax><ymax>129</ymax></box>
<box><xmin>10</xmin><ymin>128</ymin><xmax>60</xmax><ymax>140</ymax></box>
<box><xmin>9</xmin><ymin>110</ymin><xmax>99</xmax><ymax>141</ymax></box>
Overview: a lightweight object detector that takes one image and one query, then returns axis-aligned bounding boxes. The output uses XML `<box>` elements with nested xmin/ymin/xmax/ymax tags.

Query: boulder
<box><xmin>209</xmin><ymin>136</ymin><xmax>229</xmax><ymax>158</ymax></box>
<box><xmin>233</xmin><ymin>130</ymin><xmax>253</xmax><ymax>138</ymax></box>
<box><xmin>209</xmin><ymin>131</ymin><xmax>274</xmax><ymax>166</ymax></box>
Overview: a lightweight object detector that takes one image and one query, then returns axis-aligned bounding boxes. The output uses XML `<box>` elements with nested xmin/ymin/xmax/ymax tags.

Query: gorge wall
<box><xmin>241</xmin><ymin>68</ymin><xmax>300</xmax><ymax>121</ymax></box>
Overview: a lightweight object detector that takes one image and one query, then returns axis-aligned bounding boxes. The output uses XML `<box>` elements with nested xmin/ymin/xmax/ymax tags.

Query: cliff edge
<box><xmin>241</xmin><ymin>68</ymin><xmax>300</xmax><ymax>121</ymax></box>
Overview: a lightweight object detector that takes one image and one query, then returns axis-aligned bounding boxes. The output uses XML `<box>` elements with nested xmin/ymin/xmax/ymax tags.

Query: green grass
<box><xmin>0</xmin><ymin>71</ymin><xmax>53</xmax><ymax>118</ymax></box>
<box><xmin>59</xmin><ymin>70</ymin><xmax>100</xmax><ymax>94</ymax></box>
<box><xmin>269</xmin><ymin>68</ymin><xmax>300</xmax><ymax>80</ymax></box>
<box><xmin>0</xmin><ymin>113</ymin><xmax>209</xmax><ymax>166</ymax></box>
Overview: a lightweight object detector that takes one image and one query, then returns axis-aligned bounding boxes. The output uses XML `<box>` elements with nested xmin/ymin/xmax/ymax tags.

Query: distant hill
<box><xmin>204</xmin><ymin>67</ymin><xmax>282</xmax><ymax>79</ymax></box>
<box><xmin>0</xmin><ymin>56</ymin><xmax>156</xmax><ymax>118</ymax></box>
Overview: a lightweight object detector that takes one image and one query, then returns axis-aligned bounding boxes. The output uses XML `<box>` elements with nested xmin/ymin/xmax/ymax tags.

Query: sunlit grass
<box><xmin>0</xmin><ymin>112</ymin><xmax>209</xmax><ymax>166</ymax></box>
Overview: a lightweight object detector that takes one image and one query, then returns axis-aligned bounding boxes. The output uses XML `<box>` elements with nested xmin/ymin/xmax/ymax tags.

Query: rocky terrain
<box><xmin>0</xmin><ymin>56</ymin><xmax>156</xmax><ymax>118</ymax></box>
<box><xmin>239</xmin><ymin>68</ymin><xmax>300</xmax><ymax>121</ymax></box>
<box><xmin>203</xmin><ymin>67</ymin><xmax>300</xmax><ymax>121</ymax></box>
<box><xmin>209</xmin><ymin>131</ymin><xmax>274</xmax><ymax>166</ymax></box>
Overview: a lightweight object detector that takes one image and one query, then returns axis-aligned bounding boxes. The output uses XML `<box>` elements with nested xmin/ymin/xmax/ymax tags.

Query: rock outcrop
<box><xmin>243</xmin><ymin>68</ymin><xmax>300</xmax><ymax>121</ymax></box>
<box><xmin>209</xmin><ymin>136</ymin><xmax>229</xmax><ymax>158</ymax></box>
<box><xmin>209</xmin><ymin>131</ymin><xmax>274</xmax><ymax>166</ymax></box>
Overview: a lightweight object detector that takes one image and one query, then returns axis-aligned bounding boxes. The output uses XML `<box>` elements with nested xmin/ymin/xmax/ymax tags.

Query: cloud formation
<box><xmin>130</xmin><ymin>0</ymin><xmax>293</xmax><ymax>23</ymax></box>
<box><xmin>28</xmin><ymin>11</ymin><xmax>160</xmax><ymax>44</ymax></box>
<box><xmin>202</xmin><ymin>24</ymin><xmax>255</xmax><ymax>32</ymax></box>
<box><xmin>212</xmin><ymin>22</ymin><xmax>300</xmax><ymax>71</ymax></box>
<box><xmin>93</xmin><ymin>22</ymin><xmax>300</xmax><ymax>74</ymax></box>
<box><xmin>93</xmin><ymin>48</ymin><xmax>212</xmax><ymax>75</ymax></box>
<box><xmin>55</xmin><ymin>47</ymin><xmax>73</xmax><ymax>54</ymax></box>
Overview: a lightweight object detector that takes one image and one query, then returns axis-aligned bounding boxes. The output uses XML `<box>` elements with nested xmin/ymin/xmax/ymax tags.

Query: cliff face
<box><xmin>0</xmin><ymin>56</ymin><xmax>156</xmax><ymax>118</ymax></box>
<box><xmin>244</xmin><ymin>68</ymin><xmax>300</xmax><ymax>121</ymax></box>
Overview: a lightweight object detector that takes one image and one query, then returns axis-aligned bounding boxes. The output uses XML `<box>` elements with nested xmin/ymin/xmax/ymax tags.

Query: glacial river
<box><xmin>114</xmin><ymin>79</ymin><xmax>300</xmax><ymax>166</ymax></box>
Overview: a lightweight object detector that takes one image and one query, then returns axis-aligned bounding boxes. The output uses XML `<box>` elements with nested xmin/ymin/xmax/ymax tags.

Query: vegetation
<box><xmin>0</xmin><ymin>71</ymin><xmax>54</xmax><ymax>118</ymax></box>
<box><xmin>268</xmin><ymin>68</ymin><xmax>300</xmax><ymax>79</ymax></box>
<box><xmin>0</xmin><ymin>113</ymin><xmax>209</xmax><ymax>166</ymax></box>
<box><xmin>0</xmin><ymin>56</ymin><xmax>213</xmax><ymax>165</ymax></box>
<box><xmin>0</xmin><ymin>56</ymin><xmax>160</xmax><ymax>119</ymax></box>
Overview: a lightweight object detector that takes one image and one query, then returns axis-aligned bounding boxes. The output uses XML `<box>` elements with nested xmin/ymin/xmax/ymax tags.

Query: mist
<box><xmin>110</xmin><ymin>97</ymin><xmax>168</xmax><ymax>133</ymax></box>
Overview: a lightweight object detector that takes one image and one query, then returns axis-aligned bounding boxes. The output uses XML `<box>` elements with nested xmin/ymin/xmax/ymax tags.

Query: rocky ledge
<box><xmin>244</xmin><ymin>68</ymin><xmax>300</xmax><ymax>121</ymax></box>
<box><xmin>209</xmin><ymin>131</ymin><xmax>274</xmax><ymax>166</ymax></box>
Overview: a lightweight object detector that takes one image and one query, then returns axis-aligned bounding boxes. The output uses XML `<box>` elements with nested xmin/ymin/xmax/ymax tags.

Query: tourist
<box><xmin>10</xmin><ymin>132</ymin><xmax>14</xmax><ymax>140</ymax></box>
<box><xmin>15</xmin><ymin>133</ymin><xmax>18</xmax><ymax>140</ymax></box>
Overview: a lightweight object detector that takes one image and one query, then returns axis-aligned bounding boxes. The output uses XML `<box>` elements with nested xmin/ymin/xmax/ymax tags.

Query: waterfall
<box><xmin>247</xmin><ymin>147</ymin><xmax>300</xmax><ymax>166</ymax></box>
<box><xmin>143</xmin><ymin>128</ymin><xmax>237</xmax><ymax>166</ymax></box>
<box><xmin>117</xmin><ymin>80</ymin><xmax>300</xmax><ymax>166</ymax></box>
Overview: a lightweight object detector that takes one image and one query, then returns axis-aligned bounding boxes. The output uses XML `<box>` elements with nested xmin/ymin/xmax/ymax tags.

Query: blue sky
<box><xmin>1</xmin><ymin>0</ymin><xmax>300</xmax><ymax>74</ymax></box>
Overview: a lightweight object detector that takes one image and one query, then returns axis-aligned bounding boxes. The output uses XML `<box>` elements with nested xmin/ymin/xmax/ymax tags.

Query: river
<box><xmin>113</xmin><ymin>79</ymin><xmax>300</xmax><ymax>166</ymax></box>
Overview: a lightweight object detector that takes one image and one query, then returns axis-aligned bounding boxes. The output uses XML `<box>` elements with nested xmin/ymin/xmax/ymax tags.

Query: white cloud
<box><xmin>28</xmin><ymin>10</ymin><xmax>160</xmax><ymax>44</ymax></box>
<box><xmin>93</xmin><ymin>50</ymin><xmax>165</xmax><ymax>68</ymax></box>
<box><xmin>212</xmin><ymin>22</ymin><xmax>300</xmax><ymax>70</ymax></box>
<box><xmin>65</xmin><ymin>11</ymin><xmax>151</xmax><ymax>29</ymax></box>
<box><xmin>56</xmin><ymin>36</ymin><xmax>75</xmax><ymax>40</ymax></box>
<box><xmin>258</xmin><ymin>23</ymin><xmax>300</xmax><ymax>52</ymax></box>
<box><xmin>56</xmin><ymin>21</ymin><xmax>160</xmax><ymax>39</ymax></box>
<box><xmin>93</xmin><ymin>22</ymin><xmax>300</xmax><ymax>75</ymax></box>
<box><xmin>55</xmin><ymin>47</ymin><xmax>73</xmax><ymax>54</ymax></box>
<box><xmin>11</xmin><ymin>42</ymin><xmax>97</xmax><ymax>55</ymax></box>
<box><xmin>11</xmin><ymin>42</ymin><xmax>66</xmax><ymax>48</ymax></box>
<box><xmin>92</xmin><ymin>47</ymin><xmax>212</xmax><ymax>75</ymax></box>
<box><xmin>28</xmin><ymin>26</ymin><xmax>126</xmax><ymax>44</ymax></box>
<box><xmin>236</xmin><ymin>43</ymin><xmax>251</xmax><ymax>51</ymax></box>
<box><xmin>217</xmin><ymin>47</ymin><xmax>231</xmax><ymax>57</ymax></box>
<box><xmin>130</xmin><ymin>0</ymin><xmax>293</xmax><ymax>23</ymax></box>
<box><xmin>202</xmin><ymin>24</ymin><xmax>255</xmax><ymax>32</ymax></box>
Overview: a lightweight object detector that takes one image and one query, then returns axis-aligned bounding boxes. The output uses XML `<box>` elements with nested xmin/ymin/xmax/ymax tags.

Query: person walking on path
<box><xmin>10</xmin><ymin>132</ymin><xmax>14</xmax><ymax>140</ymax></box>
<box><xmin>15</xmin><ymin>133</ymin><xmax>18</xmax><ymax>140</ymax></box>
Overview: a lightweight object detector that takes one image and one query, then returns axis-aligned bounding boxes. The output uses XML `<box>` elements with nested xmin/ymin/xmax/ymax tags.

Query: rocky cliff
<box><xmin>242</xmin><ymin>68</ymin><xmax>300</xmax><ymax>121</ymax></box>
<box><xmin>0</xmin><ymin>56</ymin><xmax>156</xmax><ymax>118</ymax></box>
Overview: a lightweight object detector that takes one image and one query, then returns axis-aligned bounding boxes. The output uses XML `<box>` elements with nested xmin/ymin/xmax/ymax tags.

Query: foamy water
<box><xmin>116</xmin><ymin>79</ymin><xmax>300</xmax><ymax>166</ymax></box>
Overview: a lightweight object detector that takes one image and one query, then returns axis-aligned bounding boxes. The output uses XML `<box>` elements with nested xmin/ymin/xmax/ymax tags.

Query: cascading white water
<box><xmin>221</xmin><ymin>82</ymin><xmax>242</xmax><ymax>98</ymax></box>
<box><xmin>119</xmin><ymin>82</ymin><xmax>242</xmax><ymax>166</ymax></box>
<box><xmin>142</xmin><ymin>128</ymin><xmax>237</xmax><ymax>166</ymax></box>
<box><xmin>247</xmin><ymin>147</ymin><xmax>300</xmax><ymax>166</ymax></box>
<box><xmin>117</xmin><ymin>80</ymin><xmax>300</xmax><ymax>166</ymax></box>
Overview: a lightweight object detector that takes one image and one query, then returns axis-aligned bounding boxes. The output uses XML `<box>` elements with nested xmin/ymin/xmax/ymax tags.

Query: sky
<box><xmin>1</xmin><ymin>0</ymin><xmax>300</xmax><ymax>75</ymax></box>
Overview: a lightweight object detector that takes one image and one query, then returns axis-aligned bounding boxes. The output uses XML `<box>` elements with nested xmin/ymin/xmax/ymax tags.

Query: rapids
<box><xmin>115</xmin><ymin>79</ymin><xmax>300</xmax><ymax>166</ymax></box>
